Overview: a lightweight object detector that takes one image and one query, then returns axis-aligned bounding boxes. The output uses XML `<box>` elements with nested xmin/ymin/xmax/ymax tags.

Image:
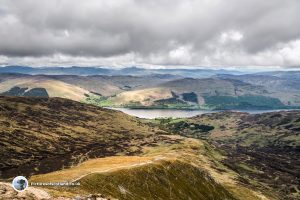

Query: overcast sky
<box><xmin>0</xmin><ymin>0</ymin><xmax>299</xmax><ymax>69</ymax></box>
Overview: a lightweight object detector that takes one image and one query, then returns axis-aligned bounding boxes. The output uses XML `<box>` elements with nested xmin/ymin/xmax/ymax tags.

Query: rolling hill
<box><xmin>216</xmin><ymin>74</ymin><xmax>300</xmax><ymax>91</ymax></box>
<box><xmin>0</xmin><ymin>73</ymin><xmax>178</xmax><ymax>98</ymax></box>
<box><xmin>1</xmin><ymin>73</ymin><xmax>299</xmax><ymax>110</ymax></box>
<box><xmin>0</xmin><ymin>76</ymin><xmax>92</xmax><ymax>101</ymax></box>
<box><xmin>51</xmin><ymin>74</ymin><xmax>178</xmax><ymax>96</ymax></box>
<box><xmin>99</xmin><ymin>77</ymin><xmax>299</xmax><ymax>109</ymax></box>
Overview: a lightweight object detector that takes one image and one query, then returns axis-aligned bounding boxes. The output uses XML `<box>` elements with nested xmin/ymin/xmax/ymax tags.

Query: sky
<box><xmin>0</xmin><ymin>0</ymin><xmax>299</xmax><ymax>70</ymax></box>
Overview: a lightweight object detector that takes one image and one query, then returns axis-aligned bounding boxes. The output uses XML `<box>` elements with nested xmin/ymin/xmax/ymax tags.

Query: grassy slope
<box><xmin>110</xmin><ymin>87</ymin><xmax>173</xmax><ymax>106</ymax></box>
<box><xmin>79</xmin><ymin>160</ymin><xmax>235</xmax><ymax>200</ymax></box>
<box><xmin>31</xmin><ymin>137</ymin><xmax>268</xmax><ymax>200</ymax></box>
<box><xmin>51</xmin><ymin>75</ymin><xmax>123</xmax><ymax>96</ymax></box>
<box><xmin>0</xmin><ymin>76</ymin><xmax>91</xmax><ymax>101</ymax></box>
<box><xmin>52</xmin><ymin>75</ymin><xmax>176</xmax><ymax>97</ymax></box>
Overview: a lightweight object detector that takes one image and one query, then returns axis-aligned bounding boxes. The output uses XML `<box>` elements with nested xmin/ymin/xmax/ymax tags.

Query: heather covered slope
<box><xmin>0</xmin><ymin>96</ymin><xmax>174</xmax><ymax>179</ymax></box>
<box><xmin>0</xmin><ymin>96</ymin><xmax>272</xmax><ymax>200</ymax></box>
<box><xmin>152</xmin><ymin>111</ymin><xmax>300</xmax><ymax>199</ymax></box>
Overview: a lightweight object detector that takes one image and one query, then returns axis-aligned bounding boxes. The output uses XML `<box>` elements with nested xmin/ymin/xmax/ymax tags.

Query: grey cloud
<box><xmin>0</xmin><ymin>0</ymin><xmax>299</xmax><ymax>68</ymax></box>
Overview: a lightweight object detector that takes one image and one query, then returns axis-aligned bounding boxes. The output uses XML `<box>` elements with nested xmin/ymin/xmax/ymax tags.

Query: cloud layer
<box><xmin>0</xmin><ymin>0</ymin><xmax>299</xmax><ymax>69</ymax></box>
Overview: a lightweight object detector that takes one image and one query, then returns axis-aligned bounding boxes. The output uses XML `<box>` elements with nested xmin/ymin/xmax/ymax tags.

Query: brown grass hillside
<box><xmin>0</xmin><ymin>76</ymin><xmax>91</xmax><ymax>101</ymax></box>
<box><xmin>0</xmin><ymin>96</ymin><xmax>175</xmax><ymax>179</ymax></box>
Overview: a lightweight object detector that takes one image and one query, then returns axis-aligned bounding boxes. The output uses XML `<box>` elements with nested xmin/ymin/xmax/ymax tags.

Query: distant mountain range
<box><xmin>0</xmin><ymin>65</ymin><xmax>244</xmax><ymax>78</ymax></box>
